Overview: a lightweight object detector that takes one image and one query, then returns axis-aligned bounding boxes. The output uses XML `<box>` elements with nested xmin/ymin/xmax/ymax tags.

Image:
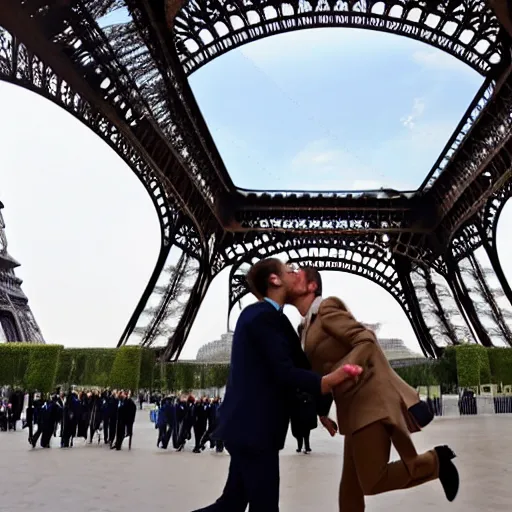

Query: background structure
<box><xmin>1</xmin><ymin>1</ymin><xmax>512</xmax><ymax>359</ymax></box>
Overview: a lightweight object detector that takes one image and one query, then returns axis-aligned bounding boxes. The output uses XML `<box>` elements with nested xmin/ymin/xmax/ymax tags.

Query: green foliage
<box><xmin>488</xmin><ymin>348</ymin><xmax>512</xmax><ymax>385</ymax></box>
<box><xmin>109</xmin><ymin>346</ymin><xmax>142</xmax><ymax>391</ymax></box>
<box><xmin>24</xmin><ymin>345</ymin><xmax>63</xmax><ymax>392</ymax></box>
<box><xmin>434</xmin><ymin>347</ymin><xmax>458</xmax><ymax>392</ymax></box>
<box><xmin>159</xmin><ymin>362</ymin><xmax>230</xmax><ymax>393</ymax></box>
<box><xmin>0</xmin><ymin>345</ymin><xmax>232</xmax><ymax>393</ymax></box>
<box><xmin>0</xmin><ymin>344</ymin><xmax>32</xmax><ymax>387</ymax></box>
<box><xmin>55</xmin><ymin>348</ymin><xmax>117</xmax><ymax>387</ymax></box>
<box><xmin>139</xmin><ymin>349</ymin><xmax>156</xmax><ymax>389</ymax></box>
<box><xmin>395</xmin><ymin>363</ymin><xmax>439</xmax><ymax>388</ymax></box>
<box><xmin>1</xmin><ymin>342</ymin><xmax>510</xmax><ymax>395</ymax></box>
<box><xmin>454</xmin><ymin>345</ymin><xmax>490</xmax><ymax>387</ymax></box>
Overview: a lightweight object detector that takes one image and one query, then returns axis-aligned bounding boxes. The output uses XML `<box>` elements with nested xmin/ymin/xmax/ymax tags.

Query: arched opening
<box><xmin>0</xmin><ymin>310</ymin><xmax>20</xmax><ymax>342</ymax></box>
<box><xmin>0</xmin><ymin>82</ymin><xmax>160</xmax><ymax>347</ymax></box>
<box><xmin>176</xmin><ymin>1</ymin><xmax>501</xmax><ymax>76</ymax></box>
<box><xmin>179</xmin><ymin>247</ymin><xmax>431</xmax><ymax>359</ymax></box>
<box><xmin>189</xmin><ymin>29</ymin><xmax>484</xmax><ymax>192</ymax></box>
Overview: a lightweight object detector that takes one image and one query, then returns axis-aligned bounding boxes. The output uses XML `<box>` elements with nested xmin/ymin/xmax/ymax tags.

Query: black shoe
<box><xmin>434</xmin><ymin>445</ymin><xmax>459</xmax><ymax>502</ymax></box>
<box><xmin>296</xmin><ymin>448</ymin><xmax>301</xmax><ymax>453</ymax></box>
<box><xmin>305</xmin><ymin>447</ymin><xmax>312</xmax><ymax>453</ymax></box>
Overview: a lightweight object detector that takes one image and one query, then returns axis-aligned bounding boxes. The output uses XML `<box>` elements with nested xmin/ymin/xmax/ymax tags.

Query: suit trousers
<box><xmin>339</xmin><ymin>419</ymin><xmax>439</xmax><ymax>511</ymax></box>
<box><xmin>193</xmin><ymin>445</ymin><xmax>280</xmax><ymax>512</ymax></box>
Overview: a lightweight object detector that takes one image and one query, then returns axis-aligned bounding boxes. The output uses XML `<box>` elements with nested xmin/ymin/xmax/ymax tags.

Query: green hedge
<box><xmin>488</xmin><ymin>348</ymin><xmax>512</xmax><ymax>385</ymax></box>
<box><xmin>109</xmin><ymin>347</ymin><xmax>142</xmax><ymax>391</ymax></box>
<box><xmin>0</xmin><ymin>344</ymin><xmax>231</xmax><ymax>393</ymax></box>
<box><xmin>395</xmin><ymin>363</ymin><xmax>439</xmax><ymax>388</ymax></box>
<box><xmin>454</xmin><ymin>345</ymin><xmax>491</xmax><ymax>387</ymax></box>
<box><xmin>25</xmin><ymin>345</ymin><xmax>63</xmax><ymax>393</ymax></box>
<box><xmin>6</xmin><ymin>343</ymin><xmax>508</xmax><ymax>394</ymax></box>
<box><xmin>55</xmin><ymin>348</ymin><xmax>117</xmax><ymax>388</ymax></box>
<box><xmin>139</xmin><ymin>349</ymin><xmax>156</xmax><ymax>389</ymax></box>
<box><xmin>0</xmin><ymin>344</ymin><xmax>63</xmax><ymax>392</ymax></box>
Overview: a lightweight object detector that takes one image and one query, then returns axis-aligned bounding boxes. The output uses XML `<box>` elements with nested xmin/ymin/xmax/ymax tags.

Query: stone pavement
<box><xmin>0</xmin><ymin>415</ymin><xmax>510</xmax><ymax>512</ymax></box>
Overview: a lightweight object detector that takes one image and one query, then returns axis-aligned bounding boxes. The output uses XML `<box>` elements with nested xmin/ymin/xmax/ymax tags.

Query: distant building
<box><xmin>196</xmin><ymin>332</ymin><xmax>233</xmax><ymax>363</ymax></box>
<box><xmin>195</xmin><ymin>322</ymin><xmax>424</xmax><ymax>366</ymax></box>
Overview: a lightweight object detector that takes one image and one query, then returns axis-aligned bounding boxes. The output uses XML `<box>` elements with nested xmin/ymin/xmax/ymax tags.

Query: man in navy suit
<box><xmin>192</xmin><ymin>258</ymin><xmax>361</xmax><ymax>512</ymax></box>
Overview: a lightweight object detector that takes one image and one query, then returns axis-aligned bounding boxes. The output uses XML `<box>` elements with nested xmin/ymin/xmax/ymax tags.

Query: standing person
<box><xmin>191</xmin><ymin>258</ymin><xmax>362</xmax><ymax>512</ymax></box>
<box><xmin>290</xmin><ymin>266</ymin><xmax>460</xmax><ymax>511</ymax></box>
<box><xmin>193</xmin><ymin>398</ymin><xmax>208</xmax><ymax>454</ymax></box>
<box><xmin>290</xmin><ymin>390</ymin><xmax>317</xmax><ymax>453</ymax></box>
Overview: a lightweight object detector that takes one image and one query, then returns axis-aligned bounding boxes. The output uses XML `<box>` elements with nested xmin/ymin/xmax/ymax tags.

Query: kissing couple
<box><xmin>192</xmin><ymin>258</ymin><xmax>459</xmax><ymax>512</ymax></box>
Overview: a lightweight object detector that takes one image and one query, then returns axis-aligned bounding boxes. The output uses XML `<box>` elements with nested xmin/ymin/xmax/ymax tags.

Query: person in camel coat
<box><xmin>289</xmin><ymin>266</ymin><xmax>460</xmax><ymax>511</ymax></box>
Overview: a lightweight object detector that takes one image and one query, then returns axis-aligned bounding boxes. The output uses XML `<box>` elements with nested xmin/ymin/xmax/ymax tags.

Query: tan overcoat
<box><xmin>304</xmin><ymin>296</ymin><xmax>422</xmax><ymax>436</ymax></box>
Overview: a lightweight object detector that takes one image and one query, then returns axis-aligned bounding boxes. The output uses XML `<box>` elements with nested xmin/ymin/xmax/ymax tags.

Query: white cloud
<box><xmin>400</xmin><ymin>97</ymin><xmax>425</xmax><ymax>130</ymax></box>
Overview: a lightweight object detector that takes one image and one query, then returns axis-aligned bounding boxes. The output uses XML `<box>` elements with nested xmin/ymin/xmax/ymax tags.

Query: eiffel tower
<box><xmin>0</xmin><ymin>201</ymin><xmax>43</xmax><ymax>343</ymax></box>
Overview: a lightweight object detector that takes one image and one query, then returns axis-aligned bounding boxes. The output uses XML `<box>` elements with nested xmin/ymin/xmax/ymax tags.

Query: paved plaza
<box><xmin>0</xmin><ymin>415</ymin><xmax>510</xmax><ymax>512</ymax></box>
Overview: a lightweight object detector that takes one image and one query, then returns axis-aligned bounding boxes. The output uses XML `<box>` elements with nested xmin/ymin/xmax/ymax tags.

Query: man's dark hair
<box><xmin>246</xmin><ymin>258</ymin><xmax>283</xmax><ymax>299</ymax></box>
<box><xmin>302</xmin><ymin>266</ymin><xmax>322</xmax><ymax>297</ymax></box>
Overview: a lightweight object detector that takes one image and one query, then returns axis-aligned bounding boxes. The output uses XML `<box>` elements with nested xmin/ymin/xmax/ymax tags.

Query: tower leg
<box><xmin>465</xmin><ymin>251</ymin><xmax>512</xmax><ymax>346</ymax></box>
<box><xmin>395</xmin><ymin>257</ymin><xmax>440</xmax><ymax>358</ymax></box>
<box><xmin>162</xmin><ymin>263</ymin><xmax>213</xmax><ymax>361</ymax></box>
<box><xmin>445</xmin><ymin>256</ymin><xmax>493</xmax><ymax>347</ymax></box>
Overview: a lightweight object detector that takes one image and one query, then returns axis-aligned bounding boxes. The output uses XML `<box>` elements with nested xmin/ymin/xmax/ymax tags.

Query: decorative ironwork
<box><xmin>171</xmin><ymin>0</ymin><xmax>503</xmax><ymax>76</ymax></box>
<box><xmin>226</xmin><ymin>237</ymin><xmax>440</xmax><ymax>356</ymax></box>
<box><xmin>2</xmin><ymin>1</ymin><xmax>512</xmax><ymax>360</ymax></box>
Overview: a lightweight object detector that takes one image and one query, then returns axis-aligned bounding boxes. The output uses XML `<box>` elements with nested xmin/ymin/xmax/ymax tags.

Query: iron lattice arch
<box><xmin>226</xmin><ymin>236</ymin><xmax>443</xmax><ymax>357</ymax></box>
<box><xmin>172</xmin><ymin>0</ymin><xmax>503</xmax><ymax>76</ymax></box>
<box><xmin>1</xmin><ymin>1</ymin><xmax>512</xmax><ymax>359</ymax></box>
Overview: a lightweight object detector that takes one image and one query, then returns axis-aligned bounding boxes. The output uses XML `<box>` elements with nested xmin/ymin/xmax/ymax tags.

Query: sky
<box><xmin>0</xmin><ymin>26</ymin><xmax>511</xmax><ymax>358</ymax></box>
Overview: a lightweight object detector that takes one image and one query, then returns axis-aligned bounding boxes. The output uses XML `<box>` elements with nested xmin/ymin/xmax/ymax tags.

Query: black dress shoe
<box><xmin>434</xmin><ymin>445</ymin><xmax>459</xmax><ymax>502</ymax></box>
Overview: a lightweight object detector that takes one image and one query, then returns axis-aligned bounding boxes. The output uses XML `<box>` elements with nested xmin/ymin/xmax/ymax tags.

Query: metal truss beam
<box><xmin>429</xmin><ymin>75</ymin><xmax>512</xmax><ymax>236</ymax></box>
<box><xmin>444</xmin><ymin>255</ymin><xmax>494</xmax><ymax>347</ymax></box>
<box><xmin>167</xmin><ymin>0</ymin><xmax>503</xmax><ymax>77</ymax></box>
<box><xmin>0</xmin><ymin>2</ymin><xmax>219</xmax><ymax>237</ymax></box>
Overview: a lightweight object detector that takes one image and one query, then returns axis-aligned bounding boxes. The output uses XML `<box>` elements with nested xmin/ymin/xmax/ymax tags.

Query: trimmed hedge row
<box><xmin>1</xmin><ymin>343</ymin><xmax>509</xmax><ymax>393</ymax></box>
<box><xmin>0</xmin><ymin>344</ymin><xmax>63</xmax><ymax>393</ymax></box>
<box><xmin>0</xmin><ymin>344</ymin><xmax>229</xmax><ymax>393</ymax></box>
<box><xmin>395</xmin><ymin>345</ymin><xmax>512</xmax><ymax>389</ymax></box>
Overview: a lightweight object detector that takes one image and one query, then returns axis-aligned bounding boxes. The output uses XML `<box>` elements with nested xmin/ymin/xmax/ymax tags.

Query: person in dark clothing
<box><xmin>88</xmin><ymin>392</ymin><xmax>103</xmax><ymax>444</ymax></box>
<box><xmin>61</xmin><ymin>392</ymin><xmax>79</xmax><ymax>448</ymax></box>
<box><xmin>106</xmin><ymin>392</ymin><xmax>118</xmax><ymax>446</ymax></box>
<box><xmin>157</xmin><ymin>397</ymin><xmax>174</xmax><ymax>449</ymax></box>
<box><xmin>176</xmin><ymin>395</ymin><xmax>195</xmax><ymax>451</ymax></box>
<box><xmin>291</xmin><ymin>391</ymin><xmax>317</xmax><ymax>453</ymax></box>
<box><xmin>113</xmin><ymin>391</ymin><xmax>137</xmax><ymax>450</ymax></box>
<box><xmin>33</xmin><ymin>396</ymin><xmax>60</xmax><ymax>448</ymax></box>
<box><xmin>193</xmin><ymin>398</ymin><xmax>208</xmax><ymax>453</ymax></box>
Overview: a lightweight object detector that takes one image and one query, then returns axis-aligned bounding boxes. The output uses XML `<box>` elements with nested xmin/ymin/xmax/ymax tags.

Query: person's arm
<box><xmin>319</xmin><ymin>297</ymin><xmax>376</xmax><ymax>368</ymax></box>
<box><xmin>251</xmin><ymin>311</ymin><xmax>350</xmax><ymax>395</ymax></box>
<box><xmin>316</xmin><ymin>393</ymin><xmax>333</xmax><ymax>417</ymax></box>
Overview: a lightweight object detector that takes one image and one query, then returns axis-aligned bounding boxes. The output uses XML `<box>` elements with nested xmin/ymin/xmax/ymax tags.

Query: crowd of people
<box><xmin>152</xmin><ymin>395</ymin><xmax>225</xmax><ymax>453</ymax></box>
<box><xmin>0</xmin><ymin>389</ymin><xmax>23</xmax><ymax>431</ymax></box>
<box><xmin>19</xmin><ymin>389</ymin><xmax>137</xmax><ymax>450</ymax></box>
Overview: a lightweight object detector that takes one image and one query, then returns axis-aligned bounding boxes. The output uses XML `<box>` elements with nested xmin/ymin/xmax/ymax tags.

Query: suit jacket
<box><xmin>214</xmin><ymin>300</ymin><xmax>323</xmax><ymax>452</ymax></box>
<box><xmin>303</xmin><ymin>296</ymin><xmax>421</xmax><ymax>436</ymax></box>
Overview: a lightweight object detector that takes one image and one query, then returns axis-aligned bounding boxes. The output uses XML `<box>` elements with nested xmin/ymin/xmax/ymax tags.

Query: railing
<box><xmin>429</xmin><ymin>394</ymin><xmax>512</xmax><ymax>417</ymax></box>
